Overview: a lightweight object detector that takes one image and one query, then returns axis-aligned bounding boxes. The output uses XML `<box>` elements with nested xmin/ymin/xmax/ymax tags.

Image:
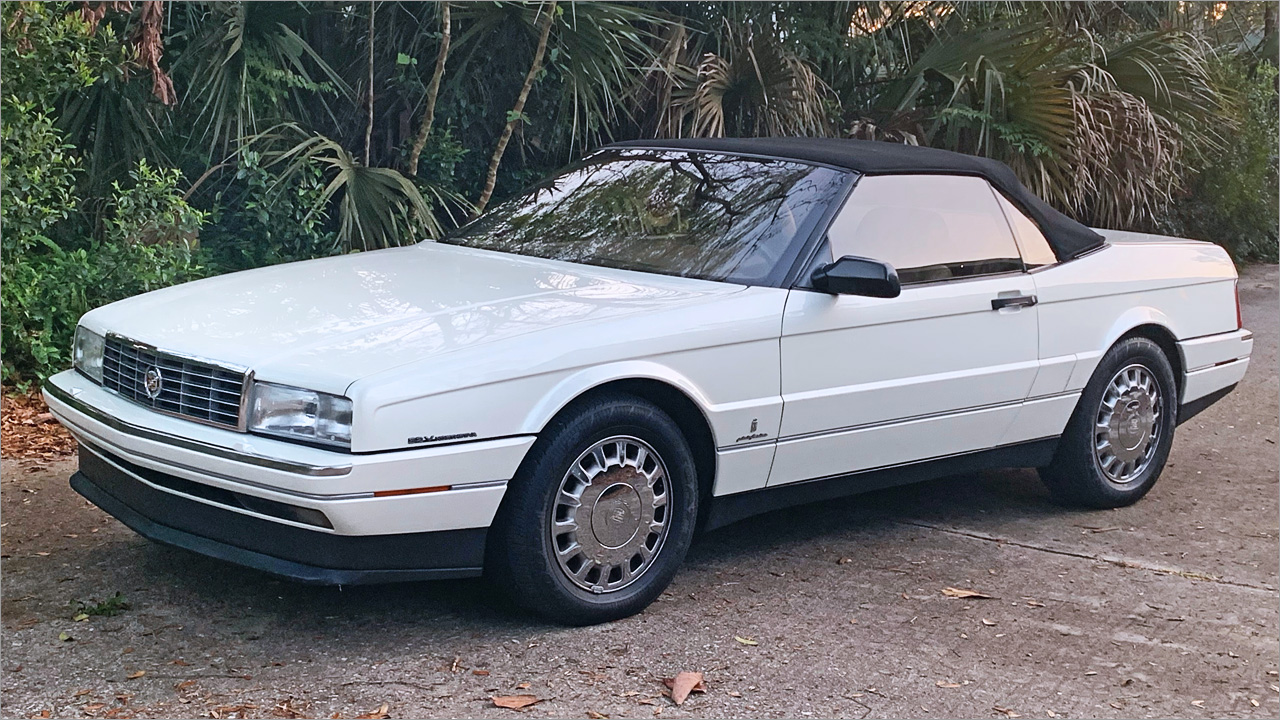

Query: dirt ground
<box><xmin>2</xmin><ymin>265</ymin><xmax>1276</xmax><ymax>720</ymax></box>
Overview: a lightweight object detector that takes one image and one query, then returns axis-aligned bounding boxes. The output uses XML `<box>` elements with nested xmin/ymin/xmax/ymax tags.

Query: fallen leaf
<box><xmin>126</xmin><ymin>671</ymin><xmax>145</xmax><ymax>680</ymax></box>
<box><xmin>492</xmin><ymin>696</ymin><xmax>541</xmax><ymax>710</ymax></box>
<box><xmin>936</xmin><ymin>681</ymin><xmax>962</xmax><ymax>688</ymax></box>
<box><xmin>58</xmin><ymin>632</ymin><xmax>73</xmax><ymax>642</ymax></box>
<box><xmin>82</xmin><ymin>704</ymin><xmax>106</xmax><ymax>713</ymax></box>
<box><xmin>586</xmin><ymin>712</ymin><xmax>607</xmax><ymax>719</ymax></box>
<box><xmin>1191</xmin><ymin>700</ymin><xmax>1205</xmax><ymax>708</ymax></box>
<box><xmin>171</xmin><ymin>659</ymin><xmax>189</xmax><ymax>666</ymax></box>
<box><xmin>74</xmin><ymin>689</ymin><xmax>92</xmax><ymax>697</ymax></box>
<box><xmin>516</xmin><ymin>682</ymin><xmax>531</xmax><ymax>690</ymax></box>
<box><xmin>472</xmin><ymin>669</ymin><xmax>490</xmax><ymax>676</ymax></box>
<box><xmin>1026</xmin><ymin>600</ymin><xmax>1045</xmax><ymax>608</ymax></box>
<box><xmin>942</xmin><ymin>587</ymin><xmax>992</xmax><ymax>599</ymax></box>
<box><xmin>994</xmin><ymin>706</ymin><xmax>1021</xmax><ymax>718</ymax></box>
<box><xmin>355</xmin><ymin>704</ymin><xmax>390</xmax><ymax>719</ymax></box>
<box><xmin>734</xmin><ymin>636</ymin><xmax>758</xmax><ymax>646</ymax></box>
<box><xmin>273</xmin><ymin>698</ymin><xmax>306</xmax><ymax>718</ymax></box>
<box><xmin>637</xmin><ymin>699</ymin><xmax>657</xmax><ymax>706</ymax></box>
<box><xmin>174</xmin><ymin>681</ymin><xmax>196</xmax><ymax>690</ymax></box>
<box><xmin>72</xmin><ymin>613</ymin><xmax>89</xmax><ymax>622</ymax></box>
<box><xmin>663</xmin><ymin>672</ymin><xmax>707</xmax><ymax>706</ymax></box>
<box><xmin>981</xmin><ymin>619</ymin><xmax>997</xmax><ymax>626</ymax></box>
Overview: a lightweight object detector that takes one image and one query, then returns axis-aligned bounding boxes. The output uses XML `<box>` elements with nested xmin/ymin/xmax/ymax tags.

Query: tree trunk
<box><xmin>473</xmin><ymin>0</ymin><xmax>557</xmax><ymax>217</ymax></box>
<box><xmin>407</xmin><ymin>2</ymin><xmax>451</xmax><ymax>177</ymax></box>
<box><xmin>364</xmin><ymin>0</ymin><xmax>376</xmax><ymax>167</ymax></box>
<box><xmin>1265</xmin><ymin>2</ymin><xmax>1277</xmax><ymax>55</ymax></box>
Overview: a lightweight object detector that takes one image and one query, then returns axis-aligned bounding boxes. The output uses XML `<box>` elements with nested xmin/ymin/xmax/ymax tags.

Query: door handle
<box><xmin>991</xmin><ymin>294</ymin><xmax>1037</xmax><ymax>310</ymax></box>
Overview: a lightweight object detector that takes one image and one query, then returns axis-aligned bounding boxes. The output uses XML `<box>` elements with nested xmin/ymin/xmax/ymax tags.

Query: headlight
<box><xmin>73</xmin><ymin>326</ymin><xmax>105</xmax><ymax>383</ymax></box>
<box><xmin>249</xmin><ymin>382</ymin><xmax>352</xmax><ymax>449</ymax></box>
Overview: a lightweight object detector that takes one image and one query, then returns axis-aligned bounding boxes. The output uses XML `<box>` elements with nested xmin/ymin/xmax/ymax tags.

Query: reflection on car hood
<box><xmin>80</xmin><ymin>242</ymin><xmax>742</xmax><ymax>394</ymax></box>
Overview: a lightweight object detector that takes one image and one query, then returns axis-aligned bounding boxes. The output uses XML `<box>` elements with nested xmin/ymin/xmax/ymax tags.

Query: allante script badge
<box><xmin>407</xmin><ymin>432</ymin><xmax>478</xmax><ymax>445</ymax></box>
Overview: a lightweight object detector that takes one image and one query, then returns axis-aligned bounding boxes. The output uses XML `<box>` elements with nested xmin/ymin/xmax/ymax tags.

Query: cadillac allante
<box><xmin>46</xmin><ymin>138</ymin><xmax>1252</xmax><ymax>624</ymax></box>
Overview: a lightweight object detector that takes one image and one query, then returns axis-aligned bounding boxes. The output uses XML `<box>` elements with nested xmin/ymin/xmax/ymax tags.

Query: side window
<box><xmin>826</xmin><ymin>175</ymin><xmax>1023</xmax><ymax>285</ymax></box>
<box><xmin>994</xmin><ymin>192</ymin><xmax>1057</xmax><ymax>269</ymax></box>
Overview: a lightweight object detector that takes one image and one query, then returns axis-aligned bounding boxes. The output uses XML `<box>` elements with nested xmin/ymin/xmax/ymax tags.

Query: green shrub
<box><xmin>0</xmin><ymin>101</ymin><xmax>80</xmax><ymax>257</ymax></box>
<box><xmin>0</xmin><ymin>2</ymin><xmax>118</xmax><ymax>106</ymax></box>
<box><xmin>200</xmin><ymin>148</ymin><xmax>340</xmax><ymax>271</ymax></box>
<box><xmin>1165</xmin><ymin>59</ymin><xmax>1279</xmax><ymax>262</ymax></box>
<box><xmin>1</xmin><ymin>160</ymin><xmax>207</xmax><ymax>385</ymax></box>
<box><xmin>105</xmin><ymin>159</ymin><xmax>207</xmax><ymax>249</ymax></box>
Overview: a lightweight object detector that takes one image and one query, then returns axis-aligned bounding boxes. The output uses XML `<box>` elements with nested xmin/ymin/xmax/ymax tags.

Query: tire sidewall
<box><xmin>1069</xmin><ymin>338</ymin><xmax>1178</xmax><ymax>505</ymax></box>
<box><xmin>489</xmin><ymin>395</ymin><xmax>699</xmax><ymax>624</ymax></box>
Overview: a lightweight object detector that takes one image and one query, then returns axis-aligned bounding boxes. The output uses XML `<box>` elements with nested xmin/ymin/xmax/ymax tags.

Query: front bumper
<box><xmin>74</xmin><ymin>444</ymin><xmax>485</xmax><ymax>583</ymax></box>
<box><xmin>44</xmin><ymin>370</ymin><xmax>536</xmax><ymax>583</ymax></box>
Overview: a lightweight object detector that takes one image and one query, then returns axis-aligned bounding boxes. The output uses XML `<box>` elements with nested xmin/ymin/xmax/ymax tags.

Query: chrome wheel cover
<box><xmin>1093</xmin><ymin>363</ymin><xmax>1163</xmax><ymax>485</ymax></box>
<box><xmin>550</xmin><ymin>436</ymin><xmax>671</xmax><ymax>594</ymax></box>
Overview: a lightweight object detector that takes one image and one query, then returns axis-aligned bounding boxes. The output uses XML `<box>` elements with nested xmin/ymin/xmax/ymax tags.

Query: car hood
<box><xmin>81</xmin><ymin>242</ymin><xmax>744</xmax><ymax>395</ymax></box>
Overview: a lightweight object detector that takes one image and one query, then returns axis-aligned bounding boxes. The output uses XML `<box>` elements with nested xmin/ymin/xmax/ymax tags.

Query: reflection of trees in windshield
<box><xmin>444</xmin><ymin>150</ymin><xmax>848</xmax><ymax>284</ymax></box>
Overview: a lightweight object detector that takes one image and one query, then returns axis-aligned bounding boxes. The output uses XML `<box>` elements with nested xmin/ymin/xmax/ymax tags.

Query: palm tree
<box><xmin>251</xmin><ymin>124</ymin><xmax>466</xmax><ymax>252</ymax></box>
<box><xmin>473</xmin><ymin>1</ymin><xmax>557</xmax><ymax>217</ymax></box>
<box><xmin>171</xmin><ymin>2</ymin><xmax>350</xmax><ymax>161</ymax></box>
<box><xmin>845</xmin><ymin>15</ymin><xmax>1221</xmax><ymax>229</ymax></box>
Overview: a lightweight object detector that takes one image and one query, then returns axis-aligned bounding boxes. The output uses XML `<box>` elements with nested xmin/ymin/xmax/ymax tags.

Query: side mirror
<box><xmin>811</xmin><ymin>255</ymin><xmax>901</xmax><ymax>298</ymax></box>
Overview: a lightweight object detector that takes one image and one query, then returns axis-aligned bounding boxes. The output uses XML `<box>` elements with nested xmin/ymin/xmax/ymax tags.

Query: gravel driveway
<box><xmin>3</xmin><ymin>265</ymin><xmax>1276</xmax><ymax>720</ymax></box>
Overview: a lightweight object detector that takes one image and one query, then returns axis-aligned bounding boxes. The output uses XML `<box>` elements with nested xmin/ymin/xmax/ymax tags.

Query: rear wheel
<box><xmin>485</xmin><ymin>393</ymin><xmax>698</xmax><ymax>625</ymax></box>
<box><xmin>1039</xmin><ymin>337</ymin><xmax>1177</xmax><ymax>508</ymax></box>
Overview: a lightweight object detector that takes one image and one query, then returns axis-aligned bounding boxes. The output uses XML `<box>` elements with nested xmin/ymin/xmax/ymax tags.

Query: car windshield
<box><xmin>441</xmin><ymin>149</ymin><xmax>849</xmax><ymax>285</ymax></box>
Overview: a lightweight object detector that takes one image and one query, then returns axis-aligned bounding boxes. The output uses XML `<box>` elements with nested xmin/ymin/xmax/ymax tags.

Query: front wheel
<box><xmin>485</xmin><ymin>393</ymin><xmax>699</xmax><ymax>625</ymax></box>
<box><xmin>1039</xmin><ymin>337</ymin><xmax>1178</xmax><ymax>508</ymax></box>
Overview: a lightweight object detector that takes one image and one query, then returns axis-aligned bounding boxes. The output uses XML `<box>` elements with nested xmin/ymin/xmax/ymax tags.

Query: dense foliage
<box><xmin>2</xmin><ymin>1</ymin><xmax>1276</xmax><ymax>384</ymax></box>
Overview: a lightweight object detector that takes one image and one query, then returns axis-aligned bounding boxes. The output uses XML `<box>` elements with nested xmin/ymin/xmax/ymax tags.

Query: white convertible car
<box><xmin>46</xmin><ymin>138</ymin><xmax>1252</xmax><ymax>624</ymax></box>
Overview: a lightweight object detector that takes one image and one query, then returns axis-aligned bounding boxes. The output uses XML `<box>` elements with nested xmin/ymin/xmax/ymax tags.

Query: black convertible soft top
<box><xmin>608</xmin><ymin>137</ymin><xmax>1104</xmax><ymax>261</ymax></box>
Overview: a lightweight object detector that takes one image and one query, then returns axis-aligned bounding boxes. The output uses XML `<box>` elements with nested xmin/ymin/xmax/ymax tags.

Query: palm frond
<box><xmin>869</xmin><ymin>19</ymin><xmax>1221</xmax><ymax>229</ymax></box>
<box><xmin>250</xmin><ymin>123</ymin><xmax>467</xmax><ymax>251</ymax></box>
<box><xmin>677</xmin><ymin>21</ymin><xmax>834</xmax><ymax>138</ymax></box>
<box><xmin>174</xmin><ymin>2</ymin><xmax>351</xmax><ymax>160</ymax></box>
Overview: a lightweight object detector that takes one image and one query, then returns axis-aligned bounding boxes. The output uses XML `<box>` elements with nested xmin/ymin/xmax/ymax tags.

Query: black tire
<box><xmin>484</xmin><ymin>392</ymin><xmax>699</xmax><ymax>625</ymax></box>
<box><xmin>1039</xmin><ymin>337</ymin><xmax>1178</xmax><ymax>508</ymax></box>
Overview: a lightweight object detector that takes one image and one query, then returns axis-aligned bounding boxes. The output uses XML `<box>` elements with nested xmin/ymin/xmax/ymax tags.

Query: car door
<box><xmin>768</xmin><ymin>174</ymin><xmax>1041</xmax><ymax>487</ymax></box>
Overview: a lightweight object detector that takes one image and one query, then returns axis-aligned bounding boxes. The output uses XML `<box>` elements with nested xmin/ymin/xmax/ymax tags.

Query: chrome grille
<box><xmin>102</xmin><ymin>336</ymin><xmax>246</xmax><ymax>429</ymax></box>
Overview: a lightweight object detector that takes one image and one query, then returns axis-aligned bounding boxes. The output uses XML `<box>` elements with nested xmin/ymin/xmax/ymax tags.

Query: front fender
<box><xmin>520</xmin><ymin>361</ymin><xmax>718</xmax><ymax>439</ymax></box>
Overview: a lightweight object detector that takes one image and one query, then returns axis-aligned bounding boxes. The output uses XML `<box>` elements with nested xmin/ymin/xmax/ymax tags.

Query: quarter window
<box><xmin>994</xmin><ymin>192</ymin><xmax>1057</xmax><ymax>269</ymax></box>
<box><xmin>826</xmin><ymin>175</ymin><xmax>1023</xmax><ymax>285</ymax></box>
